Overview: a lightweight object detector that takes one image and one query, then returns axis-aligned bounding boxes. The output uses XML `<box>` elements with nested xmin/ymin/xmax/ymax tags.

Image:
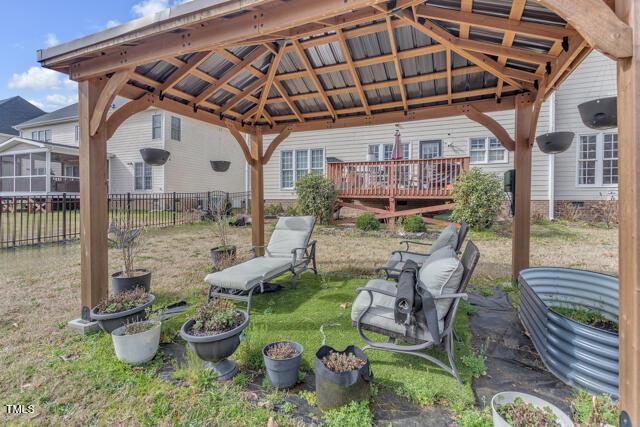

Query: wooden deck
<box><xmin>326</xmin><ymin>157</ymin><xmax>470</xmax><ymax>200</ymax></box>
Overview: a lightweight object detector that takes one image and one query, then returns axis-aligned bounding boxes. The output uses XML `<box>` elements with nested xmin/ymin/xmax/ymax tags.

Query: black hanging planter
<box><xmin>140</xmin><ymin>148</ymin><xmax>171</xmax><ymax>166</ymax></box>
<box><xmin>535</xmin><ymin>131</ymin><xmax>575</xmax><ymax>154</ymax></box>
<box><xmin>210</xmin><ymin>161</ymin><xmax>231</xmax><ymax>172</ymax></box>
<box><xmin>578</xmin><ymin>97</ymin><xmax>617</xmax><ymax>129</ymax></box>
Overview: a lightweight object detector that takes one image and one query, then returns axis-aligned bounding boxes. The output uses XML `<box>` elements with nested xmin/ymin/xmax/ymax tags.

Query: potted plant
<box><xmin>314</xmin><ymin>345</ymin><xmax>372</xmax><ymax>410</ymax></box>
<box><xmin>210</xmin><ymin>197</ymin><xmax>236</xmax><ymax>271</ymax></box>
<box><xmin>109</xmin><ymin>215</ymin><xmax>151</xmax><ymax>294</ymax></box>
<box><xmin>262</xmin><ymin>341</ymin><xmax>303</xmax><ymax>388</ymax></box>
<box><xmin>111</xmin><ymin>317</ymin><xmax>161</xmax><ymax>365</ymax></box>
<box><xmin>179</xmin><ymin>299</ymin><xmax>249</xmax><ymax>381</ymax></box>
<box><xmin>491</xmin><ymin>392</ymin><xmax>574</xmax><ymax>427</ymax></box>
<box><xmin>90</xmin><ymin>288</ymin><xmax>156</xmax><ymax>333</ymax></box>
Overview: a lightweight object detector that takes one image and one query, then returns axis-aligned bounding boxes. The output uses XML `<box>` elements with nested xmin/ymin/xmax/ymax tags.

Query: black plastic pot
<box><xmin>111</xmin><ymin>269</ymin><xmax>151</xmax><ymax>294</ymax></box>
<box><xmin>210</xmin><ymin>245</ymin><xmax>236</xmax><ymax>271</ymax></box>
<box><xmin>90</xmin><ymin>294</ymin><xmax>156</xmax><ymax>333</ymax></box>
<box><xmin>578</xmin><ymin>97</ymin><xmax>617</xmax><ymax>130</ymax></box>
<box><xmin>263</xmin><ymin>341</ymin><xmax>303</xmax><ymax>389</ymax></box>
<box><xmin>179</xmin><ymin>312</ymin><xmax>249</xmax><ymax>381</ymax></box>
<box><xmin>210</xmin><ymin>161</ymin><xmax>231</xmax><ymax>172</ymax></box>
<box><xmin>140</xmin><ymin>148</ymin><xmax>171</xmax><ymax>166</ymax></box>
<box><xmin>535</xmin><ymin>131</ymin><xmax>575</xmax><ymax>154</ymax></box>
<box><xmin>315</xmin><ymin>345</ymin><xmax>372</xmax><ymax>410</ymax></box>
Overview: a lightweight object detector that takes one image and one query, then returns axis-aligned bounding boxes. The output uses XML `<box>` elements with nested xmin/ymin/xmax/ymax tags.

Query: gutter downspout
<box><xmin>548</xmin><ymin>92</ymin><xmax>556</xmax><ymax>220</ymax></box>
<box><xmin>244</xmin><ymin>132</ymin><xmax>250</xmax><ymax>211</ymax></box>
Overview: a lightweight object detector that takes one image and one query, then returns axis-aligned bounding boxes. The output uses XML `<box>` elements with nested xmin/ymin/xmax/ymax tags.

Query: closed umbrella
<box><xmin>391</xmin><ymin>128</ymin><xmax>404</xmax><ymax>160</ymax></box>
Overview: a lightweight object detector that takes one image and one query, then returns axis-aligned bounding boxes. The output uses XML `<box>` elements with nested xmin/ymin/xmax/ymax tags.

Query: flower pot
<box><xmin>210</xmin><ymin>161</ymin><xmax>231</xmax><ymax>172</ymax></box>
<box><xmin>90</xmin><ymin>294</ymin><xmax>156</xmax><ymax>333</ymax></box>
<box><xmin>535</xmin><ymin>132</ymin><xmax>575</xmax><ymax>154</ymax></box>
<box><xmin>491</xmin><ymin>392</ymin><xmax>574</xmax><ymax>427</ymax></box>
<box><xmin>111</xmin><ymin>269</ymin><xmax>151</xmax><ymax>294</ymax></box>
<box><xmin>578</xmin><ymin>97</ymin><xmax>617</xmax><ymax>130</ymax></box>
<box><xmin>111</xmin><ymin>320</ymin><xmax>161</xmax><ymax>365</ymax></box>
<box><xmin>314</xmin><ymin>345</ymin><xmax>372</xmax><ymax>411</ymax></box>
<box><xmin>210</xmin><ymin>245</ymin><xmax>236</xmax><ymax>271</ymax></box>
<box><xmin>179</xmin><ymin>311</ymin><xmax>249</xmax><ymax>381</ymax></box>
<box><xmin>263</xmin><ymin>341</ymin><xmax>303</xmax><ymax>389</ymax></box>
<box><xmin>140</xmin><ymin>148</ymin><xmax>171</xmax><ymax>166</ymax></box>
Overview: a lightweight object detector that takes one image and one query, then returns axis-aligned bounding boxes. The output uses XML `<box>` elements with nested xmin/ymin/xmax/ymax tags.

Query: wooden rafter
<box><xmin>158</xmin><ymin>51</ymin><xmax>213</xmax><ymax>93</ymax></box>
<box><xmin>263</xmin><ymin>126</ymin><xmax>293</xmax><ymax>164</ymax></box>
<box><xmin>336</xmin><ymin>28</ymin><xmax>371</xmax><ymax>115</ymax></box>
<box><xmin>496</xmin><ymin>0</ymin><xmax>526</xmax><ymax>98</ymax></box>
<box><xmin>90</xmin><ymin>71</ymin><xmax>130</xmax><ymax>136</ymax></box>
<box><xmin>253</xmin><ymin>42</ymin><xmax>287</xmax><ymax>124</ymax></box>
<box><xmin>446</xmin><ymin>49</ymin><xmax>452</xmax><ymax>104</ymax></box>
<box><xmin>459</xmin><ymin>0</ymin><xmax>473</xmax><ymax>39</ymax></box>
<box><xmin>291</xmin><ymin>39</ymin><xmax>336</xmax><ymax>119</ymax></box>
<box><xmin>272</xmin><ymin>79</ymin><xmax>304</xmax><ymax>122</ymax></box>
<box><xmin>225</xmin><ymin>121</ymin><xmax>255</xmax><ymax>165</ymax></box>
<box><xmin>217</xmin><ymin>76</ymin><xmax>266</xmax><ymax>115</ymax></box>
<box><xmin>544</xmin><ymin>34</ymin><xmax>591</xmax><ymax>98</ymax></box>
<box><xmin>459</xmin><ymin>104</ymin><xmax>515</xmax><ymax>151</ymax></box>
<box><xmin>385</xmin><ymin>16</ymin><xmax>408</xmax><ymax>113</ymax></box>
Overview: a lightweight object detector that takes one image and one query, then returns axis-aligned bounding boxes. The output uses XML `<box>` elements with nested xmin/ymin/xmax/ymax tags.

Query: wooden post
<box><xmin>250</xmin><ymin>130</ymin><xmax>265</xmax><ymax>256</ymax></box>
<box><xmin>615</xmin><ymin>0</ymin><xmax>639</xmax><ymax>422</ymax></box>
<box><xmin>388</xmin><ymin>198</ymin><xmax>397</xmax><ymax>229</ymax></box>
<box><xmin>79</xmin><ymin>78</ymin><xmax>109</xmax><ymax>320</ymax></box>
<box><xmin>511</xmin><ymin>93</ymin><xmax>534</xmax><ymax>281</ymax></box>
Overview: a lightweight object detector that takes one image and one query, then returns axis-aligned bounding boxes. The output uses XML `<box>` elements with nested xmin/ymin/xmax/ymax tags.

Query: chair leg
<box><xmin>446</xmin><ymin>333</ymin><xmax>462</xmax><ymax>384</ymax></box>
<box><xmin>290</xmin><ymin>271</ymin><xmax>298</xmax><ymax>289</ymax></box>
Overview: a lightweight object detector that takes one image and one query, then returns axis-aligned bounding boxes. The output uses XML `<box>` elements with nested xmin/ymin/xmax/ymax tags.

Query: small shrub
<box><xmin>451</xmin><ymin>169</ymin><xmax>504</xmax><ymax>230</ymax></box>
<box><xmin>95</xmin><ymin>288</ymin><xmax>151</xmax><ymax>314</ymax></box>
<box><xmin>299</xmin><ymin>390</ymin><xmax>317</xmax><ymax>407</ymax></box>
<box><xmin>324</xmin><ymin>401</ymin><xmax>373</xmax><ymax>427</ymax></box>
<box><xmin>457</xmin><ymin>408</ymin><xmax>492</xmax><ymax>427</ymax></box>
<box><xmin>123</xmin><ymin>321</ymin><xmax>156</xmax><ymax>335</ymax></box>
<box><xmin>321</xmin><ymin>351</ymin><xmax>366</xmax><ymax>373</ymax></box>
<box><xmin>295</xmin><ymin>174</ymin><xmax>337</xmax><ymax>224</ymax></box>
<box><xmin>355</xmin><ymin>213</ymin><xmax>380</xmax><ymax>231</ymax></box>
<box><xmin>265</xmin><ymin>203</ymin><xmax>285</xmax><ymax>216</ymax></box>
<box><xmin>281</xmin><ymin>401</ymin><xmax>296</xmax><ymax>414</ymax></box>
<box><xmin>285</xmin><ymin>204</ymin><xmax>300</xmax><ymax>216</ymax></box>
<box><xmin>571</xmin><ymin>391</ymin><xmax>619</xmax><ymax>426</ymax></box>
<box><xmin>403</xmin><ymin>215</ymin><xmax>426</xmax><ymax>233</ymax></box>
<box><xmin>496</xmin><ymin>397</ymin><xmax>557</xmax><ymax>427</ymax></box>
<box><xmin>266</xmin><ymin>342</ymin><xmax>298</xmax><ymax>360</ymax></box>
<box><xmin>188</xmin><ymin>299</ymin><xmax>243</xmax><ymax>336</ymax></box>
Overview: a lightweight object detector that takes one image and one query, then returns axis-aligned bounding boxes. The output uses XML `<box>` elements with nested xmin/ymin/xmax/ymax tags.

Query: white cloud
<box><xmin>132</xmin><ymin>0</ymin><xmax>170</xmax><ymax>18</ymax></box>
<box><xmin>45</xmin><ymin>94</ymin><xmax>78</xmax><ymax>108</ymax></box>
<box><xmin>8</xmin><ymin>67</ymin><xmax>71</xmax><ymax>91</ymax></box>
<box><xmin>106</xmin><ymin>19</ymin><xmax>121</xmax><ymax>29</ymax></box>
<box><xmin>27</xmin><ymin>99</ymin><xmax>46</xmax><ymax>110</ymax></box>
<box><xmin>45</xmin><ymin>33</ymin><xmax>60</xmax><ymax>48</ymax></box>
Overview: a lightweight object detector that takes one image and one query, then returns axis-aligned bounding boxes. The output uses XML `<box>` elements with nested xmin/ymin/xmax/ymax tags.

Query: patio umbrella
<box><xmin>391</xmin><ymin>128</ymin><xmax>404</xmax><ymax>160</ymax></box>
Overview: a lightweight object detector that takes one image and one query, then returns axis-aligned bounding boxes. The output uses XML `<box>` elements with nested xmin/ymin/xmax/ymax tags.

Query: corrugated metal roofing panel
<box><xmin>135</xmin><ymin>60</ymin><xmax>176</xmax><ymax>84</ymax></box>
<box><xmin>198</xmin><ymin>53</ymin><xmax>234</xmax><ymax>79</ymax></box>
<box><xmin>174</xmin><ymin>75</ymin><xmax>209</xmax><ymax>96</ymax></box>
<box><xmin>265</xmin><ymin>102</ymin><xmax>292</xmax><ymax>117</ymax></box>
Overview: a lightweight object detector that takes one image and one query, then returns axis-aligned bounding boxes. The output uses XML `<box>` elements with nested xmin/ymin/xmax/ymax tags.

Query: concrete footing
<box><xmin>67</xmin><ymin>318</ymin><xmax>101</xmax><ymax>335</ymax></box>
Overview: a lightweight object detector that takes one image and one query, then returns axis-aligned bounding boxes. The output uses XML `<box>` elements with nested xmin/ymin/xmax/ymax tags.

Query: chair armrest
<box><xmin>355</xmin><ymin>286</ymin><xmax>397</xmax><ymax>299</ymax></box>
<box><xmin>399</xmin><ymin>240</ymin><xmax>432</xmax><ymax>252</ymax></box>
<box><xmin>432</xmin><ymin>293</ymin><xmax>468</xmax><ymax>301</ymax></box>
<box><xmin>390</xmin><ymin>250</ymin><xmax>430</xmax><ymax>263</ymax></box>
<box><xmin>376</xmin><ymin>266</ymin><xmax>402</xmax><ymax>279</ymax></box>
<box><xmin>291</xmin><ymin>240</ymin><xmax>317</xmax><ymax>266</ymax></box>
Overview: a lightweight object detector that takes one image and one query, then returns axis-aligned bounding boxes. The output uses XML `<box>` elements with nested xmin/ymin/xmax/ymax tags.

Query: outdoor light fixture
<box><xmin>535</xmin><ymin>131</ymin><xmax>575</xmax><ymax>154</ymax></box>
<box><xmin>577</xmin><ymin>97</ymin><xmax>617</xmax><ymax>129</ymax></box>
<box><xmin>210</xmin><ymin>161</ymin><xmax>231</xmax><ymax>172</ymax></box>
<box><xmin>140</xmin><ymin>148</ymin><xmax>171</xmax><ymax>166</ymax></box>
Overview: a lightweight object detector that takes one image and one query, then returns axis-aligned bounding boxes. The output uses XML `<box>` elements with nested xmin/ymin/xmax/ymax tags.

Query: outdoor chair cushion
<box><xmin>351</xmin><ymin>279</ymin><xmax>441</xmax><ymax>342</ymax></box>
<box><xmin>429</xmin><ymin>224</ymin><xmax>458</xmax><ymax>253</ymax></box>
<box><xmin>266</xmin><ymin>216</ymin><xmax>315</xmax><ymax>258</ymax></box>
<box><xmin>204</xmin><ymin>256</ymin><xmax>293</xmax><ymax>291</ymax></box>
<box><xmin>417</xmin><ymin>246</ymin><xmax>464</xmax><ymax>321</ymax></box>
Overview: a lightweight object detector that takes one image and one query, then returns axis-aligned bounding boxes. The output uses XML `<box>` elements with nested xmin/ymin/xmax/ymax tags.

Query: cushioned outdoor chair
<box><xmin>380</xmin><ymin>221</ymin><xmax>468</xmax><ymax>280</ymax></box>
<box><xmin>352</xmin><ymin>241</ymin><xmax>480</xmax><ymax>383</ymax></box>
<box><xmin>204</xmin><ymin>216</ymin><xmax>318</xmax><ymax>313</ymax></box>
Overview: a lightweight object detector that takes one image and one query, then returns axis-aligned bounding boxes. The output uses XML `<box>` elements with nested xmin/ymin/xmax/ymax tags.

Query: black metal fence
<box><xmin>0</xmin><ymin>191</ymin><xmax>251</xmax><ymax>249</ymax></box>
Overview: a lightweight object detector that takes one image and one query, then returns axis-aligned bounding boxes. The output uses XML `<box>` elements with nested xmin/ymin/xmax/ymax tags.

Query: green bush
<box><xmin>294</xmin><ymin>174</ymin><xmax>337</xmax><ymax>224</ymax></box>
<box><xmin>403</xmin><ymin>215</ymin><xmax>426</xmax><ymax>233</ymax></box>
<box><xmin>451</xmin><ymin>169</ymin><xmax>504</xmax><ymax>230</ymax></box>
<box><xmin>324</xmin><ymin>401</ymin><xmax>373</xmax><ymax>427</ymax></box>
<box><xmin>265</xmin><ymin>203</ymin><xmax>285</xmax><ymax>216</ymax></box>
<box><xmin>355</xmin><ymin>213</ymin><xmax>380</xmax><ymax>231</ymax></box>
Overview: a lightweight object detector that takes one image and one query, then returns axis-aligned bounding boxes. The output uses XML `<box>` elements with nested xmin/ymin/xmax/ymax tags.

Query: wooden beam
<box><xmin>537</xmin><ymin>0</ymin><xmax>632</xmax><ymax>59</ymax></box>
<box><xmin>511</xmin><ymin>93</ymin><xmax>534</xmax><ymax>280</ymax></box>
<box><xmin>459</xmin><ymin>0</ymin><xmax>473</xmax><ymax>39</ymax></box>
<box><xmin>89</xmin><ymin>71</ymin><xmax>130</xmax><ymax>136</ymax></box>
<box><xmin>272</xmin><ymin>79</ymin><xmax>305</xmax><ymax>122</ymax></box>
<box><xmin>446</xmin><ymin>49</ymin><xmax>453</xmax><ymax>104</ymax></box>
<box><xmin>217</xmin><ymin>76</ymin><xmax>266</xmax><ymax>115</ymax></box>
<box><xmin>460</xmin><ymin>104</ymin><xmax>515</xmax><ymax>151</ymax></box>
<box><xmin>615</xmin><ymin>0</ymin><xmax>640</xmax><ymax>422</ymax></box>
<box><xmin>497</xmin><ymin>0</ymin><xmax>526</xmax><ymax>98</ymax></box>
<box><xmin>262</xmin><ymin>126</ymin><xmax>293</xmax><ymax>164</ymax></box>
<box><xmin>385</xmin><ymin>16</ymin><xmax>408</xmax><ymax>112</ymax></box>
<box><xmin>250</xmin><ymin>130</ymin><xmax>265</xmax><ymax>256</ymax></box>
<box><xmin>79</xmin><ymin>78</ymin><xmax>109</xmax><ymax>319</ymax></box>
<box><xmin>105</xmin><ymin>97</ymin><xmax>149</xmax><ymax>140</ymax></box>
<box><xmin>337</xmin><ymin>28</ymin><xmax>371</xmax><ymax>115</ymax></box>
<box><xmin>158</xmin><ymin>51</ymin><xmax>212</xmax><ymax>93</ymax></box>
<box><xmin>544</xmin><ymin>34</ymin><xmax>591</xmax><ymax>97</ymax></box>
<box><xmin>225</xmin><ymin>121</ymin><xmax>255</xmax><ymax>165</ymax></box>
<box><xmin>254</xmin><ymin>43</ymin><xmax>287</xmax><ymax>124</ymax></box>
<box><xmin>376</xmin><ymin>203</ymin><xmax>455</xmax><ymax>219</ymax></box>
<box><xmin>291</xmin><ymin>39</ymin><xmax>337</xmax><ymax>119</ymax></box>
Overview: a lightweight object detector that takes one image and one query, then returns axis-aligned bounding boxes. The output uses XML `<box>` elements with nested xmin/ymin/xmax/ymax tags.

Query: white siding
<box><xmin>24</xmin><ymin>121</ymin><xmax>77</xmax><ymax>146</ymax></box>
<box><xmin>554</xmin><ymin>51</ymin><xmax>618</xmax><ymax>201</ymax></box>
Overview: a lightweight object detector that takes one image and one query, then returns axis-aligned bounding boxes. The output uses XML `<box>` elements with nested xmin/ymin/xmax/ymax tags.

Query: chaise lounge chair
<box><xmin>381</xmin><ymin>221</ymin><xmax>468</xmax><ymax>280</ymax></box>
<box><xmin>352</xmin><ymin>241</ymin><xmax>480</xmax><ymax>383</ymax></box>
<box><xmin>204</xmin><ymin>216</ymin><xmax>317</xmax><ymax>314</ymax></box>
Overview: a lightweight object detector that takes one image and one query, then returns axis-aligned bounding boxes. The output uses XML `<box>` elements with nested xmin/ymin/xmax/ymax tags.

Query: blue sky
<box><xmin>0</xmin><ymin>0</ymin><xmax>190</xmax><ymax>111</ymax></box>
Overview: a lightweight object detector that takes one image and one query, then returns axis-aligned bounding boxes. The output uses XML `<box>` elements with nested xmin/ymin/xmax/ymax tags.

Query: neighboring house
<box><xmin>0</xmin><ymin>96</ymin><xmax>45</xmax><ymax>136</ymax></box>
<box><xmin>262</xmin><ymin>51</ymin><xmax>617</xmax><ymax>222</ymax></box>
<box><xmin>0</xmin><ymin>98</ymin><xmax>247</xmax><ymax>197</ymax></box>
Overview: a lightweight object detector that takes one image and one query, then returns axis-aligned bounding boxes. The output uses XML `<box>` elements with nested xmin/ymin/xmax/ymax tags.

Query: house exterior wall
<box><xmin>21</xmin><ymin>121</ymin><xmax>77</xmax><ymax>146</ymax></box>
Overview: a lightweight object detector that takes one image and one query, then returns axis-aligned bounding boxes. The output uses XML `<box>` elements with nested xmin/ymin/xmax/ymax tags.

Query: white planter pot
<box><xmin>111</xmin><ymin>320</ymin><xmax>161</xmax><ymax>365</ymax></box>
<box><xmin>491</xmin><ymin>392</ymin><xmax>574</xmax><ymax>427</ymax></box>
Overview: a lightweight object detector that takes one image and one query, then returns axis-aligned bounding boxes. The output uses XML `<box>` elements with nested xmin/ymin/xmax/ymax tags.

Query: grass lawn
<box><xmin>0</xmin><ymin>219</ymin><xmax>618</xmax><ymax>425</ymax></box>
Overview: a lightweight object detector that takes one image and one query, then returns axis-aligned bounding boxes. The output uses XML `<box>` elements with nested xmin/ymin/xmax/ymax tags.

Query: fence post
<box><xmin>62</xmin><ymin>193</ymin><xmax>67</xmax><ymax>241</ymax></box>
<box><xmin>126</xmin><ymin>192</ymin><xmax>131</xmax><ymax>226</ymax></box>
<box><xmin>207</xmin><ymin>191</ymin><xmax>212</xmax><ymax>211</ymax></box>
<box><xmin>173</xmin><ymin>192</ymin><xmax>177</xmax><ymax>225</ymax></box>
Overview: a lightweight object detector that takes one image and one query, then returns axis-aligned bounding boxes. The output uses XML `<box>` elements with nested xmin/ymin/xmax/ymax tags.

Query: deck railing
<box><xmin>326</xmin><ymin>157</ymin><xmax>470</xmax><ymax>199</ymax></box>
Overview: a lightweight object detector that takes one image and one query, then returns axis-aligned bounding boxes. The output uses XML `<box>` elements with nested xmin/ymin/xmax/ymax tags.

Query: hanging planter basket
<box><xmin>210</xmin><ymin>161</ymin><xmax>231</xmax><ymax>172</ymax></box>
<box><xmin>535</xmin><ymin>132</ymin><xmax>575</xmax><ymax>154</ymax></box>
<box><xmin>140</xmin><ymin>148</ymin><xmax>171</xmax><ymax>166</ymax></box>
<box><xmin>578</xmin><ymin>97</ymin><xmax>617</xmax><ymax>129</ymax></box>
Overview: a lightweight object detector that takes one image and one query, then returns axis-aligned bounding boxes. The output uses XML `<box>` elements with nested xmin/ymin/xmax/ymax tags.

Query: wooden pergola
<box><xmin>38</xmin><ymin>0</ymin><xmax>638</xmax><ymax>419</ymax></box>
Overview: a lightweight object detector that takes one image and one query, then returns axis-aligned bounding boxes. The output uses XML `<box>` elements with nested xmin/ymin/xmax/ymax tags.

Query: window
<box><xmin>280</xmin><ymin>149</ymin><xmax>325</xmax><ymax>189</ymax></box>
<box><xmin>171</xmin><ymin>116</ymin><xmax>181</xmax><ymax>141</ymax></box>
<box><xmin>152</xmin><ymin>114</ymin><xmax>162</xmax><ymax>140</ymax></box>
<box><xmin>420</xmin><ymin>140</ymin><xmax>442</xmax><ymax>159</ymax></box>
<box><xmin>367</xmin><ymin>144</ymin><xmax>379</xmax><ymax>161</ymax></box>
<box><xmin>469</xmin><ymin>137</ymin><xmax>507</xmax><ymax>164</ymax></box>
<box><xmin>0</xmin><ymin>152</ymin><xmax>48</xmax><ymax>192</ymax></box>
<box><xmin>577</xmin><ymin>133</ymin><xmax>618</xmax><ymax>186</ymax></box>
<box><xmin>75</xmin><ymin>125</ymin><xmax>79</xmax><ymax>142</ymax></box>
<box><xmin>31</xmin><ymin>130</ymin><xmax>52</xmax><ymax>143</ymax></box>
<box><xmin>134</xmin><ymin>162</ymin><xmax>153</xmax><ymax>191</ymax></box>
<box><xmin>367</xmin><ymin>143</ymin><xmax>410</xmax><ymax>161</ymax></box>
